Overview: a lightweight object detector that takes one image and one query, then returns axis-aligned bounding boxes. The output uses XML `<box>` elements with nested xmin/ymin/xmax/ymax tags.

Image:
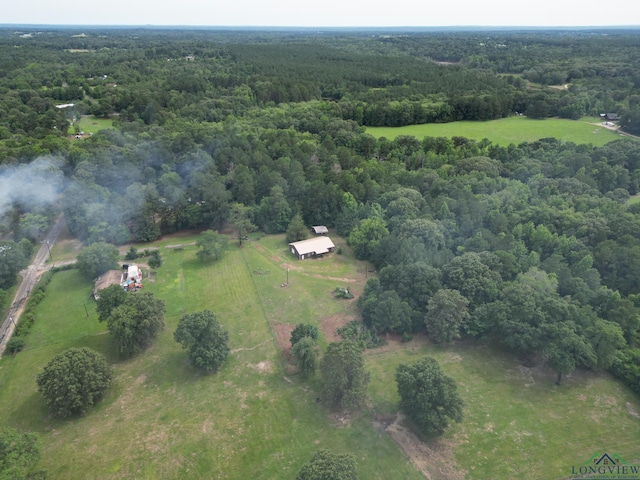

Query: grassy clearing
<box><xmin>627</xmin><ymin>193</ymin><xmax>640</xmax><ymax>206</ymax></box>
<box><xmin>68</xmin><ymin>115</ymin><xmax>114</xmax><ymax>135</ymax></box>
<box><xmin>366</xmin><ymin>339</ymin><xmax>640</xmax><ymax>479</ymax></box>
<box><xmin>0</xmin><ymin>236</ymin><xmax>419</xmax><ymax>480</ymax></box>
<box><xmin>366</xmin><ymin>116</ymin><xmax>627</xmax><ymax>147</ymax></box>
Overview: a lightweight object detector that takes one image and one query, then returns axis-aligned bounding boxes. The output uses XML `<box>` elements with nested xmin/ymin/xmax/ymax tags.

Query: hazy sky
<box><xmin>2</xmin><ymin>0</ymin><xmax>637</xmax><ymax>27</ymax></box>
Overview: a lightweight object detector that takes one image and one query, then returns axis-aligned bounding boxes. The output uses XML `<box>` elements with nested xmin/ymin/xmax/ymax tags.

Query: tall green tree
<box><xmin>425</xmin><ymin>289</ymin><xmax>470</xmax><ymax>345</ymax></box>
<box><xmin>196</xmin><ymin>230</ymin><xmax>228</xmax><ymax>262</ymax></box>
<box><xmin>296</xmin><ymin>449</ymin><xmax>358</xmax><ymax>480</ymax></box>
<box><xmin>286</xmin><ymin>213</ymin><xmax>309</xmax><ymax>243</ymax></box>
<box><xmin>290</xmin><ymin>324</ymin><xmax>319</xmax><ymax>346</ymax></box>
<box><xmin>36</xmin><ymin>347</ymin><xmax>113</xmax><ymax>418</ymax></box>
<box><xmin>544</xmin><ymin>322</ymin><xmax>596</xmax><ymax>385</ymax></box>
<box><xmin>95</xmin><ymin>283</ymin><xmax>127</xmax><ymax>323</ymax></box>
<box><xmin>0</xmin><ymin>240</ymin><xmax>28</xmax><ymax>289</ymax></box>
<box><xmin>107</xmin><ymin>292</ymin><xmax>165</xmax><ymax>357</ymax></box>
<box><xmin>291</xmin><ymin>336</ymin><xmax>319</xmax><ymax>377</ymax></box>
<box><xmin>256</xmin><ymin>185</ymin><xmax>291</xmax><ymax>233</ymax></box>
<box><xmin>320</xmin><ymin>340</ymin><xmax>370</xmax><ymax>410</ymax></box>
<box><xmin>441</xmin><ymin>252</ymin><xmax>501</xmax><ymax>307</ymax></box>
<box><xmin>348</xmin><ymin>217</ymin><xmax>389</xmax><ymax>260</ymax></box>
<box><xmin>395</xmin><ymin>357</ymin><xmax>464</xmax><ymax>436</ymax></box>
<box><xmin>76</xmin><ymin>242</ymin><xmax>119</xmax><ymax>279</ymax></box>
<box><xmin>228</xmin><ymin>203</ymin><xmax>256</xmax><ymax>246</ymax></box>
<box><xmin>362</xmin><ymin>290</ymin><xmax>413</xmax><ymax>335</ymax></box>
<box><xmin>174</xmin><ymin>310</ymin><xmax>230</xmax><ymax>372</ymax></box>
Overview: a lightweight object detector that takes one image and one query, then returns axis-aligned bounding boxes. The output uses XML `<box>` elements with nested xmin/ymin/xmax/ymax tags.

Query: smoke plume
<box><xmin>0</xmin><ymin>157</ymin><xmax>64</xmax><ymax>217</ymax></box>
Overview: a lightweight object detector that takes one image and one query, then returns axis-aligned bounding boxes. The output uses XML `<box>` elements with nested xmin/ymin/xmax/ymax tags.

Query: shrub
<box><xmin>5</xmin><ymin>337</ymin><xmax>26</xmax><ymax>354</ymax></box>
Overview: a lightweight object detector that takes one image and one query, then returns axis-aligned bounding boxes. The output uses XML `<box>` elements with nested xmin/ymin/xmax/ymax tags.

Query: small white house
<box><xmin>311</xmin><ymin>226</ymin><xmax>328</xmax><ymax>235</ymax></box>
<box><xmin>289</xmin><ymin>237</ymin><xmax>335</xmax><ymax>260</ymax></box>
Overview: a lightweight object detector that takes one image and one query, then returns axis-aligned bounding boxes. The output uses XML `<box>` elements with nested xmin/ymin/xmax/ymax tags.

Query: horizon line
<box><xmin>2</xmin><ymin>23</ymin><xmax>640</xmax><ymax>29</ymax></box>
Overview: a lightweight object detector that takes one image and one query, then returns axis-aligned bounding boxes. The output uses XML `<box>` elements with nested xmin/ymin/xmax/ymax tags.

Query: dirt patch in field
<box><xmin>380</xmin><ymin>413</ymin><xmax>466</xmax><ymax>480</ymax></box>
<box><xmin>330</xmin><ymin>412</ymin><xmax>352</xmax><ymax>428</ymax></box>
<box><xmin>272</xmin><ymin>323</ymin><xmax>298</xmax><ymax>373</ymax></box>
<box><xmin>251</xmin><ymin>360</ymin><xmax>273</xmax><ymax>373</ymax></box>
<box><xmin>93</xmin><ymin>269</ymin><xmax>123</xmax><ymax>292</ymax></box>
<box><xmin>165</xmin><ymin>242</ymin><xmax>195</xmax><ymax>249</ymax></box>
<box><xmin>626</xmin><ymin>402</ymin><xmax>640</xmax><ymax>418</ymax></box>
<box><xmin>319</xmin><ymin>313</ymin><xmax>356</xmax><ymax>343</ymax></box>
<box><xmin>312</xmin><ymin>274</ymin><xmax>360</xmax><ymax>283</ymax></box>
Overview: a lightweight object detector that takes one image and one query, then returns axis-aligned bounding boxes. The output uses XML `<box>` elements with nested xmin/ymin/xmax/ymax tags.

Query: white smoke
<box><xmin>0</xmin><ymin>157</ymin><xmax>64</xmax><ymax>217</ymax></box>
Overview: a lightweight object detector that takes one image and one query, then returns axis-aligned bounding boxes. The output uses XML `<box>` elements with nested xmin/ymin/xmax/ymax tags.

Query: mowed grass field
<box><xmin>366</xmin><ymin>116</ymin><xmax>628</xmax><ymax>147</ymax></box>
<box><xmin>1</xmin><ymin>233</ymin><xmax>640</xmax><ymax>479</ymax></box>
<box><xmin>68</xmin><ymin>115</ymin><xmax>114</xmax><ymax>135</ymax></box>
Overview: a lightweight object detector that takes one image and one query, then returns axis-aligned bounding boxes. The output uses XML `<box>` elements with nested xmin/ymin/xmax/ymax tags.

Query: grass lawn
<box><xmin>68</xmin><ymin>115</ymin><xmax>114</xmax><ymax>135</ymax></box>
<box><xmin>366</xmin><ymin>116</ymin><xmax>628</xmax><ymax>147</ymax></box>
<box><xmin>1</xmin><ymin>234</ymin><xmax>639</xmax><ymax>479</ymax></box>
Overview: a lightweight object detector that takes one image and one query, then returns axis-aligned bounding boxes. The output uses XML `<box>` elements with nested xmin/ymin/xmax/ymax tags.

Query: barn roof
<box><xmin>289</xmin><ymin>236</ymin><xmax>335</xmax><ymax>256</ymax></box>
<box><xmin>311</xmin><ymin>226</ymin><xmax>328</xmax><ymax>234</ymax></box>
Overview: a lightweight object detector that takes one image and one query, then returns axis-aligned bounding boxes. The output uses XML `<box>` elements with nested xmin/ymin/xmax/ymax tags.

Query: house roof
<box><xmin>290</xmin><ymin>236</ymin><xmax>335</xmax><ymax>256</ymax></box>
<box><xmin>312</xmin><ymin>226</ymin><xmax>328</xmax><ymax>234</ymax></box>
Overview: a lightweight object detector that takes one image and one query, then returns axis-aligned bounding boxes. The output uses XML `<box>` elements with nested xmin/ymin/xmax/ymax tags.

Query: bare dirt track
<box><xmin>377</xmin><ymin>413</ymin><xmax>466</xmax><ymax>480</ymax></box>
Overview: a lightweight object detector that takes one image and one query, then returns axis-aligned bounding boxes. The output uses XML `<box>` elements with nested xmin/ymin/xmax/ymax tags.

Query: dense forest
<box><xmin>1</xmin><ymin>27</ymin><xmax>640</xmax><ymax>395</ymax></box>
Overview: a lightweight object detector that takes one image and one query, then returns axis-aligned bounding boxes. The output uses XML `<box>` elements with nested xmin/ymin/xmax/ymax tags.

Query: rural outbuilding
<box><xmin>289</xmin><ymin>237</ymin><xmax>336</xmax><ymax>260</ymax></box>
<box><xmin>311</xmin><ymin>226</ymin><xmax>328</xmax><ymax>235</ymax></box>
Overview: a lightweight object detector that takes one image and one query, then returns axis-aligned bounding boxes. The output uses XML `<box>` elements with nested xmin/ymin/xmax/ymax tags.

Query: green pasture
<box><xmin>366</xmin><ymin>116</ymin><xmax>628</xmax><ymax>147</ymax></box>
<box><xmin>367</xmin><ymin>342</ymin><xmax>640</xmax><ymax>479</ymax></box>
<box><xmin>0</xmin><ymin>236</ymin><xmax>418</xmax><ymax>480</ymax></box>
<box><xmin>68</xmin><ymin>115</ymin><xmax>113</xmax><ymax>135</ymax></box>
<box><xmin>2</xmin><ymin>234</ymin><xmax>640</xmax><ymax>479</ymax></box>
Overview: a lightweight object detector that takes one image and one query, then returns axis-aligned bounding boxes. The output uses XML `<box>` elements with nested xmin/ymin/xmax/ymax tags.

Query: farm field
<box><xmin>1</xmin><ymin>233</ymin><xmax>640</xmax><ymax>479</ymax></box>
<box><xmin>68</xmin><ymin>115</ymin><xmax>114</xmax><ymax>135</ymax></box>
<box><xmin>366</xmin><ymin>116</ymin><xmax>627</xmax><ymax>147</ymax></box>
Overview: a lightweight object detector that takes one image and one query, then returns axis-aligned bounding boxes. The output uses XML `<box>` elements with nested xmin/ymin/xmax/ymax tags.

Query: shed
<box><xmin>311</xmin><ymin>226</ymin><xmax>328</xmax><ymax>235</ymax></box>
<box><xmin>604</xmin><ymin>113</ymin><xmax>620</xmax><ymax>121</ymax></box>
<box><xmin>289</xmin><ymin>237</ymin><xmax>335</xmax><ymax>260</ymax></box>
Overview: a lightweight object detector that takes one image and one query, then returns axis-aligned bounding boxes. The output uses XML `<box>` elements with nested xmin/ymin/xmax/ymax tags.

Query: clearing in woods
<box><xmin>366</xmin><ymin>116</ymin><xmax>627</xmax><ymax>147</ymax></box>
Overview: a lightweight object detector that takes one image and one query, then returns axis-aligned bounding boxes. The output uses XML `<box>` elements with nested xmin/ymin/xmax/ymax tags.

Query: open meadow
<box><xmin>1</xmin><ymin>233</ymin><xmax>639</xmax><ymax>479</ymax></box>
<box><xmin>366</xmin><ymin>116</ymin><xmax>628</xmax><ymax>147</ymax></box>
<box><xmin>68</xmin><ymin>115</ymin><xmax>114</xmax><ymax>136</ymax></box>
